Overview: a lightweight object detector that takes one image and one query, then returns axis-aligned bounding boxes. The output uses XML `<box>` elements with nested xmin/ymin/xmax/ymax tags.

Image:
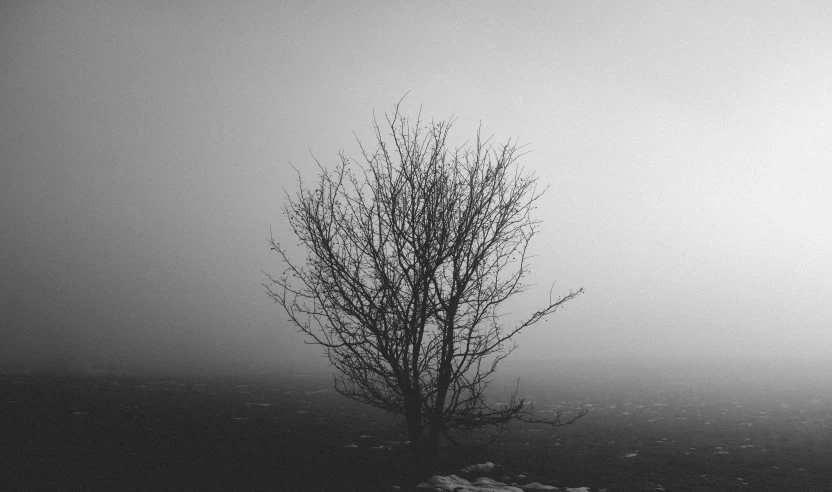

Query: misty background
<box><xmin>1</xmin><ymin>1</ymin><xmax>830</xmax><ymax>376</ymax></box>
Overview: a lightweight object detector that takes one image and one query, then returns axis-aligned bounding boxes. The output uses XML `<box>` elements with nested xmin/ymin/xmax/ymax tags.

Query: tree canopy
<box><xmin>266</xmin><ymin>102</ymin><xmax>583</xmax><ymax>461</ymax></box>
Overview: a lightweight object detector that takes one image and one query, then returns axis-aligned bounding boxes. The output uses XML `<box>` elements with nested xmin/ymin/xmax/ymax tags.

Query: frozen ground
<box><xmin>1</xmin><ymin>361</ymin><xmax>830</xmax><ymax>491</ymax></box>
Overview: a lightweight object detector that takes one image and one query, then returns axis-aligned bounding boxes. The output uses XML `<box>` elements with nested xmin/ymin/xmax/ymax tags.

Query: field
<box><xmin>1</xmin><ymin>363</ymin><xmax>830</xmax><ymax>491</ymax></box>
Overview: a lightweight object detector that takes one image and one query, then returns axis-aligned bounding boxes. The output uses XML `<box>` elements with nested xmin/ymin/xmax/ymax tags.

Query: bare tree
<box><xmin>266</xmin><ymin>102</ymin><xmax>584</xmax><ymax>462</ymax></box>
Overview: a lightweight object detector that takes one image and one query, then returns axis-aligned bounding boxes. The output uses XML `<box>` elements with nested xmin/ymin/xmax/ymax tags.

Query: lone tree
<box><xmin>266</xmin><ymin>103</ymin><xmax>584</xmax><ymax>462</ymax></box>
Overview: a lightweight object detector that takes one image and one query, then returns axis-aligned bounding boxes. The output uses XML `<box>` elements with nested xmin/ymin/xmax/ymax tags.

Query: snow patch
<box><xmin>417</xmin><ymin>474</ymin><xmax>522</xmax><ymax>492</ymax></box>
<box><xmin>461</xmin><ymin>462</ymin><xmax>496</xmax><ymax>473</ymax></box>
<box><xmin>521</xmin><ymin>482</ymin><xmax>559</xmax><ymax>490</ymax></box>
<box><xmin>418</xmin><ymin>464</ymin><xmax>562</xmax><ymax>492</ymax></box>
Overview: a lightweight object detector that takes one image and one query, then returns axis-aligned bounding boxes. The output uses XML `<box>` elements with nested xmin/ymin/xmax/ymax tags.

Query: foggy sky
<box><xmin>2</xmin><ymin>1</ymin><xmax>830</xmax><ymax>374</ymax></box>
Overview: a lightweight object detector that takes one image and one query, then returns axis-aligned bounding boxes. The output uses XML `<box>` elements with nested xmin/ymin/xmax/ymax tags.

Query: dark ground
<box><xmin>1</xmin><ymin>370</ymin><xmax>830</xmax><ymax>491</ymax></box>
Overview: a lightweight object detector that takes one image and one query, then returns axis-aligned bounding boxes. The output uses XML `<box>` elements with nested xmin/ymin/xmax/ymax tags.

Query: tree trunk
<box><xmin>426</xmin><ymin>420</ymin><xmax>441</xmax><ymax>459</ymax></box>
<box><xmin>403</xmin><ymin>395</ymin><xmax>426</xmax><ymax>463</ymax></box>
<box><xmin>403</xmin><ymin>394</ymin><xmax>445</xmax><ymax>469</ymax></box>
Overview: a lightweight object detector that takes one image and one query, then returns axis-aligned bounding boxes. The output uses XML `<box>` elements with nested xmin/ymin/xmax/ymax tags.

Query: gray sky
<box><xmin>2</xmin><ymin>1</ymin><xmax>830</xmax><ymax>374</ymax></box>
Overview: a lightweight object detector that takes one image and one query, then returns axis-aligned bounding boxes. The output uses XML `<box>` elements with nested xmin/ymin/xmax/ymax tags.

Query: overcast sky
<box><xmin>2</xmin><ymin>1</ymin><xmax>830</xmax><ymax>374</ymax></box>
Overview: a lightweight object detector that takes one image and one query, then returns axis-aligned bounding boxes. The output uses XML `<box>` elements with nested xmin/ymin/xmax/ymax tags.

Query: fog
<box><xmin>2</xmin><ymin>2</ymin><xmax>830</xmax><ymax>377</ymax></box>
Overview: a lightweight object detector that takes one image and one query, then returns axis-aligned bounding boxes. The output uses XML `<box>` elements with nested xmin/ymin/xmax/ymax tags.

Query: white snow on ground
<box><xmin>624</xmin><ymin>453</ymin><xmax>638</xmax><ymax>458</ymax></box>
<box><xmin>520</xmin><ymin>483</ymin><xmax>559</xmax><ymax>490</ymax></box>
<box><xmin>416</xmin><ymin>463</ymin><xmax>577</xmax><ymax>492</ymax></box>
<box><xmin>565</xmin><ymin>488</ymin><xmax>591</xmax><ymax>492</ymax></box>
<box><xmin>461</xmin><ymin>462</ymin><xmax>496</xmax><ymax>473</ymax></box>
<box><xmin>417</xmin><ymin>474</ymin><xmax>523</xmax><ymax>492</ymax></box>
